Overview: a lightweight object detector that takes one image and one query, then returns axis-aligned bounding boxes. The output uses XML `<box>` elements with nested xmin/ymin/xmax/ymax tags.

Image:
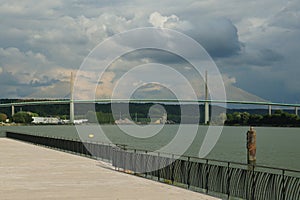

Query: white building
<box><xmin>73</xmin><ymin>119</ymin><xmax>88</xmax><ymax>124</ymax></box>
<box><xmin>115</xmin><ymin>118</ymin><xmax>135</xmax><ymax>125</ymax></box>
<box><xmin>32</xmin><ymin>117</ymin><xmax>60</xmax><ymax>124</ymax></box>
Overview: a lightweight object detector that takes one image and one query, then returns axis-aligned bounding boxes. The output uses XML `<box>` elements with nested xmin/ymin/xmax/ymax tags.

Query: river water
<box><xmin>0</xmin><ymin>125</ymin><xmax>299</xmax><ymax>171</ymax></box>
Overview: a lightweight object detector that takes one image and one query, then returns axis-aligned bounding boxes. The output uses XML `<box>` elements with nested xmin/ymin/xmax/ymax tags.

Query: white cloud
<box><xmin>0</xmin><ymin>0</ymin><xmax>299</xmax><ymax>102</ymax></box>
<box><xmin>149</xmin><ymin>12</ymin><xmax>193</xmax><ymax>31</ymax></box>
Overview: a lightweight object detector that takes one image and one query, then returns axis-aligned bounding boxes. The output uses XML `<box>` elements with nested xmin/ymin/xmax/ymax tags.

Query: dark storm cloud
<box><xmin>110</xmin><ymin>18</ymin><xmax>242</xmax><ymax>64</ymax></box>
<box><xmin>0</xmin><ymin>68</ymin><xmax>60</xmax><ymax>97</ymax></box>
<box><xmin>186</xmin><ymin>18</ymin><xmax>242</xmax><ymax>58</ymax></box>
<box><xmin>222</xmin><ymin>48</ymin><xmax>284</xmax><ymax>68</ymax></box>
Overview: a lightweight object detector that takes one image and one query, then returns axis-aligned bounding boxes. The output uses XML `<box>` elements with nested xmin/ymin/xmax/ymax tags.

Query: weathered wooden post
<box><xmin>247</xmin><ymin>127</ymin><xmax>256</xmax><ymax>166</ymax></box>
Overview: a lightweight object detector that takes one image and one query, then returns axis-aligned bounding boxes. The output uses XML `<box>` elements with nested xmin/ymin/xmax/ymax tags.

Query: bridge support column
<box><xmin>70</xmin><ymin>72</ymin><xmax>74</xmax><ymax>124</ymax></box>
<box><xmin>204</xmin><ymin>71</ymin><xmax>209</xmax><ymax>124</ymax></box>
<box><xmin>268</xmin><ymin>105</ymin><xmax>272</xmax><ymax>115</ymax></box>
<box><xmin>11</xmin><ymin>105</ymin><xmax>15</xmax><ymax>117</ymax></box>
<box><xmin>204</xmin><ymin>102</ymin><xmax>209</xmax><ymax>124</ymax></box>
<box><xmin>295</xmin><ymin>107</ymin><xmax>298</xmax><ymax>116</ymax></box>
<box><xmin>70</xmin><ymin>101</ymin><xmax>74</xmax><ymax>124</ymax></box>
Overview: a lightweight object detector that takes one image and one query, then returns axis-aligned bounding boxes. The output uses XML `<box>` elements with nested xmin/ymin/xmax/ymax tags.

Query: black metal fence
<box><xmin>6</xmin><ymin>132</ymin><xmax>300</xmax><ymax>200</ymax></box>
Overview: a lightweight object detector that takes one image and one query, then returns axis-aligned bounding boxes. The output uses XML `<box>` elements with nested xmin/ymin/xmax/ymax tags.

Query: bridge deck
<box><xmin>0</xmin><ymin>138</ymin><xmax>219</xmax><ymax>200</ymax></box>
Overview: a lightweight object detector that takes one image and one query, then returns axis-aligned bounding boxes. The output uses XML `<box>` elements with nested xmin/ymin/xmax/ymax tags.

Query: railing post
<box><xmin>282</xmin><ymin>169</ymin><xmax>285</xmax><ymax>200</ymax></box>
<box><xmin>123</xmin><ymin>148</ymin><xmax>126</xmax><ymax>172</ymax></box>
<box><xmin>171</xmin><ymin>154</ymin><xmax>175</xmax><ymax>184</ymax></box>
<box><xmin>157</xmin><ymin>152</ymin><xmax>160</xmax><ymax>181</ymax></box>
<box><xmin>251</xmin><ymin>165</ymin><xmax>255</xmax><ymax>200</ymax></box>
<box><xmin>133</xmin><ymin>149</ymin><xmax>137</xmax><ymax>175</ymax></box>
<box><xmin>187</xmin><ymin>157</ymin><xmax>191</xmax><ymax>189</ymax></box>
<box><xmin>205</xmin><ymin>159</ymin><xmax>209</xmax><ymax>193</ymax></box>
<box><xmin>145</xmin><ymin>150</ymin><xmax>148</xmax><ymax>178</ymax></box>
<box><xmin>227</xmin><ymin>162</ymin><xmax>231</xmax><ymax>199</ymax></box>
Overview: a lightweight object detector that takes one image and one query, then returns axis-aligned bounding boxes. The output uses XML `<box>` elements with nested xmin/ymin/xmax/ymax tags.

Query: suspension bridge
<box><xmin>0</xmin><ymin>98</ymin><xmax>299</xmax><ymax>124</ymax></box>
<box><xmin>0</xmin><ymin>72</ymin><xmax>299</xmax><ymax>123</ymax></box>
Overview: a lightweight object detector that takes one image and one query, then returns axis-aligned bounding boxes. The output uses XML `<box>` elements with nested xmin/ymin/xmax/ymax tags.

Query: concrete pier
<box><xmin>0</xmin><ymin>138</ymin><xmax>219</xmax><ymax>200</ymax></box>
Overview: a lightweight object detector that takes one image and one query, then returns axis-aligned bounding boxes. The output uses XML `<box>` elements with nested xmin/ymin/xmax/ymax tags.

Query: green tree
<box><xmin>274</xmin><ymin>110</ymin><xmax>284</xmax><ymax>115</ymax></box>
<box><xmin>248</xmin><ymin>114</ymin><xmax>263</xmax><ymax>125</ymax></box>
<box><xmin>12</xmin><ymin>112</ymin><xmax>38</xmax><ymax>123</ymax></box>
<box><xmin>240</xmin><ymin>112</ymin><xmax>250</xmax><ymax>125</ymax></box>
<box><xmin>0</xmin><ymin>113</ymin><xmax>7</xmax><ymax>122</ymax></box>
<box><xmin>96</xmin><ymin>112</ymin><xmax>114</xmax><ymax>124</ymax></box>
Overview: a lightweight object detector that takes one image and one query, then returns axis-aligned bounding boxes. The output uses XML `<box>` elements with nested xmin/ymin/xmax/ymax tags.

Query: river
<box><xmin>0</xmin><ymin>125</ymin><xmax>299</xmax><ymax>171</ymax></box>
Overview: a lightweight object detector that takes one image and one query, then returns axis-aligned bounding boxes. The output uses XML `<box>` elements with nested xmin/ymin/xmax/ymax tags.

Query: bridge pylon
<box><xmin>70</xmin><ymin>72</ymin><xmax>74</xmax><ymax>124</ymax></box>
<box><xmin>11</xmin><ymin>105</ymin><xmax>15</xmax><ymax>117</ymax></box>
<box><xmin>204</xmin><ymin>71</ymin><xmax>209</xmax><ymax>124</ymax></box>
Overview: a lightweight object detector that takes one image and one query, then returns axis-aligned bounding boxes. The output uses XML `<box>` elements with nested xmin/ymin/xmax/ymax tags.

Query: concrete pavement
<box><xmin>0</xmin><ymin>138</ymin><xmax>220</xmax><ymax>200</ymax></box>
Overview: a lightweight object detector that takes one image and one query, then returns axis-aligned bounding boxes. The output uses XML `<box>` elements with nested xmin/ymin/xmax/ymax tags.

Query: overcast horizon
<box><xmin>0</xmin><ymin>1</ymin><xmax>299</xmax><ymax>104</ymax></box>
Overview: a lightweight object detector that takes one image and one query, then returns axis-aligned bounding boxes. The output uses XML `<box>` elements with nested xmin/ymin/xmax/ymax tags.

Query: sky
<box><xmin>0</xmin><ymin>0</ymin><xmax>299</xmax><ymax>103</ymax></box>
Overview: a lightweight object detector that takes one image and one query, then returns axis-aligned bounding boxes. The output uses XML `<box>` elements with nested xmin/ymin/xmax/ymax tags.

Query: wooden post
<box><xmin>247</xmin><ymin>127</ymin><xmax>256</xmax><ymax>166</ymax></box>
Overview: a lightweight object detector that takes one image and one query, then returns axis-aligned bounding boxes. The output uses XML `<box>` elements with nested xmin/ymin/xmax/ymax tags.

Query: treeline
<box><xmin>0</xmin><ymin>111</ymin><xmax>38</xmax><ymax>123</ymax></box>
<box><xmin>0</xmin><ymin>102</ymin><xmax>206</xmax><ymax>124</ymax></box>
<box><xmin>1</xmin><ymin>99</ymin><xmax>299</xmax><ymax>126</ymax></box>
<box><xmin>225</xmin><ymin>110</ymin><xmax>300</xmax><ymax>127</ymax></box>
<box><xmin>85</xmin><ymin>103</ymin><xmax>203</xmax><ymax>124</ymax></box>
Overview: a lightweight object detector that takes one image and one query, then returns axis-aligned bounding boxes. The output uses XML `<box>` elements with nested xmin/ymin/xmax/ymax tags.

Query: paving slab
<box><xmin>0</xmin><ymin>138</ymin><xmax>220</xmax><ymax>200</ymax></box>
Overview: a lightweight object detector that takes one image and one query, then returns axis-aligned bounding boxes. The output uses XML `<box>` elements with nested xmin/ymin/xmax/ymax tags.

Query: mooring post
<box><xmin>247</xmin><ymin>127</ymin><xmax>256</xmax><ymax>168</ymax></box>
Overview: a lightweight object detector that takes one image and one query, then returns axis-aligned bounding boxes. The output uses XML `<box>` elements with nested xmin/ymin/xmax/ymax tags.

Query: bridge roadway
<box><xmin>0</xmin><ymin>98</ymin><xmax>300</xmax><ymax>107</ymax></box>
<box><xmin>0</xmin><ymin>138</ymin><xmax>219</xmax><ymax>200</ymax></box>
<box><xmin>1</xmin><ymin>99</ymin><xmax>299</xmax><ymax>123</ymax></box>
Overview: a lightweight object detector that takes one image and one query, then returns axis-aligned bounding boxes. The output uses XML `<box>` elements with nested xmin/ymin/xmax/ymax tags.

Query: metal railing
<box><xmin>6</xmin><ymin>132</ymin><xmax>300</xmax><ymax>200</ymax></box>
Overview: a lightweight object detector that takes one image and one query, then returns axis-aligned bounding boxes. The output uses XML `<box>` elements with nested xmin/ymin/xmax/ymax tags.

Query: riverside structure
<box><xmin>3</xmin><ymin>131</ymin><xmax>299</xmax><ymax>200</ymax></box>
<box><xmin>0</xmin><ymin>138</ymin><xmax>219</xmax><ymax>200</ymax></box>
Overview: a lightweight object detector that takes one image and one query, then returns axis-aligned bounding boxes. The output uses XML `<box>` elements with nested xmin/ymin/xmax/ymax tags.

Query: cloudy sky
<box><xmin>0</xmin><ymin>0</ymin><xmax>299</xmax><ymax>103</ymax></box>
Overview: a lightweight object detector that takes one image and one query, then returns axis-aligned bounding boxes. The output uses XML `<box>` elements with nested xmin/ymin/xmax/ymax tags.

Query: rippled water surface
<box><xmin>1</xmin><ymin>125</ymin><xmax>299</xmax><ymax>170</ymax></box>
